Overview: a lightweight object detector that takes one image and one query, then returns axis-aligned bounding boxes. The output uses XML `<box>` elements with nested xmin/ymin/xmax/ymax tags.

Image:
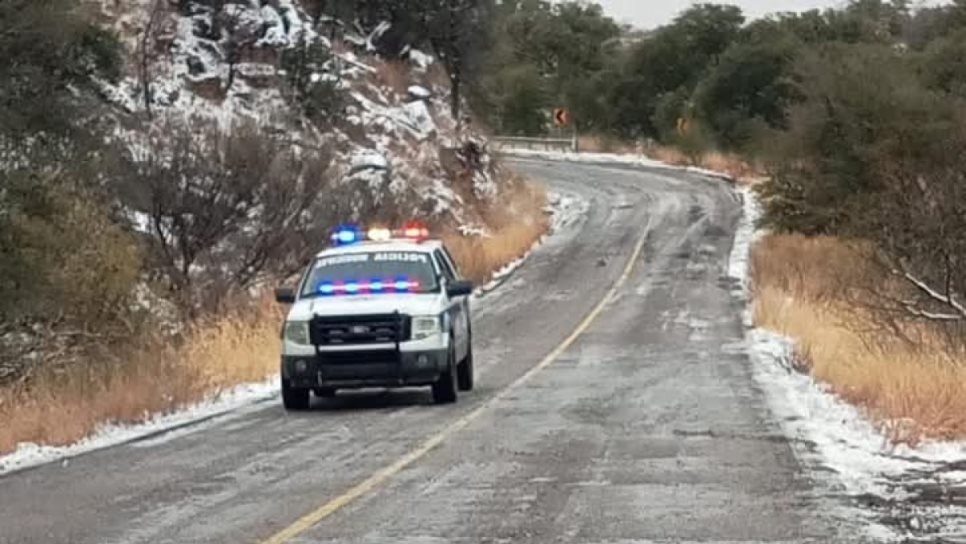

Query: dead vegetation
<box><xmin>443</xmin><ymin>180</ymin><xmax>548</xmax><ymax>284</ymax></box>
<box><xmin>575</xmin><ymin>134</ymin><xmax>764</xmax><ymax>184</ymax></box>
<box><xmin>0</xmin><ymin>298</ymin><xmax>281</xmax><ymax>454</ymax></box>
<box><xmin>644</xmin><ymin>144</ymin><xmax>763</xmax><ymax>183</ymax></box>
<box><xmin>751</xmin><ymin>234</ymin><xmax>966</xmax><ymax>445</ymax></box>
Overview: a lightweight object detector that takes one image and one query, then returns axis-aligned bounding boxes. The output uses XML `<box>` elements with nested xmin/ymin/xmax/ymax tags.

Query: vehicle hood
<box><xmin>286</xmin><ymin>294</ymin><xmax>444</xmax><ymax>321</ymax></box>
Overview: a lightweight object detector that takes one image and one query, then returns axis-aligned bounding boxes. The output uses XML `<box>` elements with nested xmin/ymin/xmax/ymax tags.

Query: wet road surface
<box><xmin>0</xmin><ymin>158</ymin><xmax>859</xmax><ymax>543</ymax></box>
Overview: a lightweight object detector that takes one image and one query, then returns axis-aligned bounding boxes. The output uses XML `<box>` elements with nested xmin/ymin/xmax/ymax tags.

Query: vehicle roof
<box><xmin>314</xmin><ymin>239</ymin><xmax>444</xmax><ymax>258</ymax></box>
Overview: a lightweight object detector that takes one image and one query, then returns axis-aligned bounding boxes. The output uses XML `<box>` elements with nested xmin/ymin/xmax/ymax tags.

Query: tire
<box><xmin>432</xmin><ymin>344</ymin><xmax>458</xmax><ymax>404</ymax></box>
<box><xmin>314</xmin><ymin>387</ymin><xmax>337</xmax><ymax>398</ymax></box>
<box><xmin>457</xmin><ymin>343</ymin><xmax>474</xmax><ymax>392</ymax></box>
<box><xmin>282</xmin><ymin>378</ymin><xmax>310</xmax><ymax>411</ymax></box>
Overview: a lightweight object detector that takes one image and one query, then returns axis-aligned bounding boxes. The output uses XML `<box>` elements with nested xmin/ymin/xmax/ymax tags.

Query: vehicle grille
<box><xmin>309</xmin><ymin>313</ymin><xmax>410</xmax><ymax>346</ymax></box>
<box><xmin>317</xmin><ymin>349</ymin><xmax>400</xmax><ymax>366</ymax></box>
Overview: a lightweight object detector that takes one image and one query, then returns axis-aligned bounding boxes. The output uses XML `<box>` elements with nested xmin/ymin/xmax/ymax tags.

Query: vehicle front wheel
<box><xmin>457</xmin><ymin>344</ymin><xmax>474</xmax><ymax>392</ymax></box>
<box><xmin>432</xmin><ymin>345</ymin><xmax>458</xmax><ymax>404</ymax></box>
<box><xmin>282</xmin><ymin>378</ymin><xmax>310</xmax><ymax>411</ymax></box>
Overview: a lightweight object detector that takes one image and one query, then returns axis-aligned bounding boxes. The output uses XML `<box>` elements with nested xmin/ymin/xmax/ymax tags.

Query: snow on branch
<box><xmin>901</xmin><ymin>270</ymin><xmax>966</xmax><ymax>321</ymax></box>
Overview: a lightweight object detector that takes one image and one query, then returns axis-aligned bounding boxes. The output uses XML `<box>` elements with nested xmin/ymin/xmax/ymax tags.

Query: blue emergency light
<box><xmin>330</xmin><ymin>225</ymin><xmax>363</xmax><ymax>246</ymax></box>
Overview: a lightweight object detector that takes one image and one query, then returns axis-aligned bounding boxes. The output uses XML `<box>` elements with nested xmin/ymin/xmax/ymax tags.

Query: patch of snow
<box><xmin>350</xmin><ymin>90</ymin><xmax>436</xmax><ymax>142</ymax></box>
<box><xmin>363</xmin><ymin>21</ymin><xmax>391</xmax><ymax>53</ymax></box>
<box><xmin>475</xmin><ymin>253</ymin><xmax>531</xmax><ymax>297</ymax></box>
<box><xmin>257</xmin><ymin>4</ymin><xmax>291</xmax><ymax>47</ymax></box>
<box><xmin>349</xmin><ymin>148</ymin><xmax>388</xmax><ymax>172</ymax></box>
<box><xmin>458</xmin><ymin>224</ymin><xmax>489</xmax><ymax>237</ymax></box>
<box><xmin>472</xmin><ymin>169</ymin><xmax>498</xmax><ymax>199</ymax></box>
<box><xmin>128</xmin><ymin>210</ymin><xmax>152</xmax><ymax>234</ymax></box>
<box><xmin>545</xmin><ymin>190</ymin><xmax>590</xmax><ymax>233</ymax></box>
<box><xmin>407</xmin><ymin>48</ymin><xmax>434</xmax><ymax>71</ymax></box>
<box><xmin>423</xmin><ymin>176</ymin><xmax>463</xmax><ymax>217</ymax></box>
<box><xmin>500</xmin><ymin>148</ymin><xmax>668</xmax><ymax>168</ymax></box>
<box><xmin>401</xmin><ymin>100</ymin><xmax>436</xmax><ymax>138</ymax></box>
<box><xmin>0</xmin><ymin>378</ymin><xmax>278</xmax><ymax>476</ymax></box>
<box><xmin>408</xmin><ymin>85</ymin><xmax>431</xmax><ymax>100</ymax></box>
<box><xmin>729</xmin><ymin>186</ymin><xmax>763</xmax><ymax>300</ymax></box>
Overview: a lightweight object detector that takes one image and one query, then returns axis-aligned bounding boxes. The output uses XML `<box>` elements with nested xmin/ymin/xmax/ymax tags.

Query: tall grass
<box><xmin>444</xmin><ymin>181</ymin><xmax>549</xmax><ymax>284</ymax></box>
<box><xmin>577</xmin><ymin>133</ymin><xmax>764</xmax><ymax>184</ymax></box>
<box><xmin>752</xmin><ymin>234</ymin><xmax>966</xmax><ymax>445</ymax></box>
<box><xmin>0</xmin><ymin>300</ymin><xmax>281</xmax><ymax>455</ymax></box>
<box><xmin>646</xmin><ymin>144</ymin><xmax>763</xmax><ymax>183</ymax></box>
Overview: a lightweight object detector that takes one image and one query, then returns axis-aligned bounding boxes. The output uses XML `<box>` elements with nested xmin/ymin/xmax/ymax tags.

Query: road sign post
<box><xmin>551</xmin><ymin>108</ymin><xmax>578</xmax><ymax>152</ymax></box>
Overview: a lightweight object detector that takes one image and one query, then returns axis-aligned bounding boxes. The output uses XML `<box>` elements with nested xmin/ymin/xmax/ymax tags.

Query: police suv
<box><xmin>274</xmin><ymin>224</ymin><xmax>475</xmax><ymax>410</ymax></box>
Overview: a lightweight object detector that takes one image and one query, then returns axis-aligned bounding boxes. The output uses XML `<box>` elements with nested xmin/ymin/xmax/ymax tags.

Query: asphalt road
<box><xmin>0</xmin><ymin>158</ymin><xmax>860</xmax><ymax>543</ymax></box>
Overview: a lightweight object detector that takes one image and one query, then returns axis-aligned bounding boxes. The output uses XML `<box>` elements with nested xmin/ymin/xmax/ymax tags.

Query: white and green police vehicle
<box><xmin>274</xmin><ymin>224</ymin><xmax>475</xmax><ymax>410</ymax></box>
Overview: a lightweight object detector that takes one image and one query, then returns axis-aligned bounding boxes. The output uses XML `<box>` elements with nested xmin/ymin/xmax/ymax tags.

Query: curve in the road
<box><xmin>0</xmin><ymin>157</ymin><xmax>865</xmax><ymax>544</ymax></box>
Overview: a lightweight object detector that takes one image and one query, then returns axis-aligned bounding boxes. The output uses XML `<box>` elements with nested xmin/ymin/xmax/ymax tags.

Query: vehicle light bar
<box><xmin>328</xmin><ymin>222</ymin><xmax>432</xmax><ymax>246</ymax></box>
<box><xmin>316</xmin><ymin>278</ymin><xmax>421</xmax><ymax>295</ymax></box>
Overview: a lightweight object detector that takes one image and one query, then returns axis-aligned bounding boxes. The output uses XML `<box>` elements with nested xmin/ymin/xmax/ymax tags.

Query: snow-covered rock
<box><xmin>349</xmin><ymin>149</ymin><xmax>389</xmax><ymax>172</ymax></box>
<box><xmin>408</xmin><ymin>85</ymin><xmax>431</xmax><ymax>100</ymax></box>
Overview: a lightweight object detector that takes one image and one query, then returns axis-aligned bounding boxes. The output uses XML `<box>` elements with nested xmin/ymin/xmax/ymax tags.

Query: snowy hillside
<box><xmin>89</xmin><ymin>0</ymin><xmax>508</xmax><ymax>230</ymax></box>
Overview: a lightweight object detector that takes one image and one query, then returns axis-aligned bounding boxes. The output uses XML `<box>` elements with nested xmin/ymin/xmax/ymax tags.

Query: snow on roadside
<box><xmin>0</xmin><ymin>378</ymin><xmax>277</xmax><ymax>476</ymax></box>
<box><xmin>0</xmin><ymin>192</ymin><xmax>584</xmax><ymax>476</ymax></box>
<box><xmin>728</xmin><ymin>185</ymin><xmax>966</xmax><ymax>541</ymax></box>
<box><xmin>498</xmin><ymin>148</ymin><xmax>736</xmax><ymax>182</ymax></box>
<box><xmin>474</xmin><ymin>189</ymin><xmax>588</xmax><ymax>298</ymax></box>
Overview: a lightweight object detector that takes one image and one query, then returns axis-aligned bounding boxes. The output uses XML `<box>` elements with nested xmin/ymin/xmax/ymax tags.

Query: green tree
<box><xmin>920</xmin><ymin>29</ymin><xmax>966</xmax><ymax>97</ymax></box>
<box><xmin>0</xmin><ymin>0</ymin><xmax>120</xmax><ymax>141</ymax></box>
<box><xmin>693</xmin><ymin>32</ymin><xmax>801</xmax><ymax>150</ymax></box>
<box><xmin>608</xmin><ymin>4</ymin><xmax>744</xmax><ymax>138</ymax></box>
<box><xmin>758</xmin><ymin>43</ymin><xmax>944</xmax><ymax>235</ymax></box>
<box><xmin>474</xmin><ymin>0</ymin><xmax>619</xmax><ymax>134</ymax></box>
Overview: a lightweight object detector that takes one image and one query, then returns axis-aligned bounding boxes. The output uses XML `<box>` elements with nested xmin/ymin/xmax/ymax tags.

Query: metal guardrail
<box><xmin>490</xmin><ymin>135</ymin><xmax>578</xmax><ymax>153</ymax></box>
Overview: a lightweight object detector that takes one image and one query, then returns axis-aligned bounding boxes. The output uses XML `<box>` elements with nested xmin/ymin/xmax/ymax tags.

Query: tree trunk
<box><xmin>450</xmin><ymin>69</ymin><xmax>461</xmax><ymax>129</ymax></box>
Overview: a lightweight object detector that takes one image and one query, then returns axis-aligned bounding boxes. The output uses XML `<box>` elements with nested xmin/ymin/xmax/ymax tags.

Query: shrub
<box><xmin>112</xmin><ymin>117</ymin><xmax>334</xmax><ymax>316</ymax></box>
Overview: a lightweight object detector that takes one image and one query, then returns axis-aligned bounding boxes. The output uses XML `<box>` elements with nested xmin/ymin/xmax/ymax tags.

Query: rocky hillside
<box><xmin>91</xmin><ymin>0</ymin><xmax>512</xmax><ymax>231</ymax></box>
<box><xmin>0</xmin><ymin>0</ymin><xmax>546</xmax><ymax>386</ymax></box>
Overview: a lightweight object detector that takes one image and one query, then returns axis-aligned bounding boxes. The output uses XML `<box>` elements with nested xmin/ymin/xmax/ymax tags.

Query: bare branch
<box><xmin>902</xmin><ymin>269</ymin><xmax>966</xmax><ymax>320</ymax></box>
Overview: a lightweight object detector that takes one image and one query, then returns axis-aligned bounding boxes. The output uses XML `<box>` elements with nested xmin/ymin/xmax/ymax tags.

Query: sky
<box><xmin>596</xmin><ymin>0</ymin><xmax>948</xmax><ymax>30</ymax></box>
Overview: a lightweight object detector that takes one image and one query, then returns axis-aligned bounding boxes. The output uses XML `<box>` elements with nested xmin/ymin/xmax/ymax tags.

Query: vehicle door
<box><xmin>433</xmin><ymin>249</ymin><xmax>469</xmax><ymax>360</ymax></box>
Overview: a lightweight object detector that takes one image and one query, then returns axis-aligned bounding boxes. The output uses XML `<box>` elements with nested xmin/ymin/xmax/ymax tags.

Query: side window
<box><xmin>440</xmin><ymin>247</ymin><xmax>463</xmax><ymax>280</ymax></box>
<box><xmin>434</xmin><ymin>250</ymin><xmax>457</xmax><ymax>282</ymax></box>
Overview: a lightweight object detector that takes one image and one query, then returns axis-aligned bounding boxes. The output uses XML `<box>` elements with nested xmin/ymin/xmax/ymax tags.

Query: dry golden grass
<box><xmin>444</xmin><ymin>182</ymin><xmax>549</xmax><ymax>284</ymax></box>
<box><xmin>577</xmin><ymin>134</ymin><xmax>641</xmax><ymax>154</ymax></box>
<box><xmin>752</xmin><ymin>234</ymin><xmax>966</xmax><ymax>445</ymax></box>
<box><xmin>645</xmin><ymin>145</ymin><xmax>764</xmax><ymax>184</ymax></box>
<box><xmin>577</xmin><ymin>135</ymin><xmax>765</xmax><ymax>185</ymax></box>
<box><xmin>0</xmin><ymin>299</ymin><xmax>281</xmax><ymax>455</ymax></box>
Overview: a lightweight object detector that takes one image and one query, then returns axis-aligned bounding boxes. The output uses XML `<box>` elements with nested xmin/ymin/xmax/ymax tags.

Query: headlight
<box><xmin>283</xmin><ymin>321</ymin><xmax>310</xmax><ymax>345</ymax></box>
<box><xmin>412</xmin><ymin>315</ymin><xmax>442</xmax><ymax>340</ymax></box>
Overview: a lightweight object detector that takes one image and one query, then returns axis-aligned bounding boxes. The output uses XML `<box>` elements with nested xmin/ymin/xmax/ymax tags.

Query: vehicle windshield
<box><xmin>300</xmin><ymin>251</ymin><xmax>439</xmax><ymax>297</ymax></box>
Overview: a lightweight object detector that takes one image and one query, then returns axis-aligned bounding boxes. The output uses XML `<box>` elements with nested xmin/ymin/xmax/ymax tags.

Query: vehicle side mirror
<box><xmin>446</xmin><ymin>280</ymin><xmax>474</xmax><ymax>298</ymax></box>
<box><xmin>275</xmin><ymin>287</ymin><xmax>297</xmax><ymax>304</ymax></box>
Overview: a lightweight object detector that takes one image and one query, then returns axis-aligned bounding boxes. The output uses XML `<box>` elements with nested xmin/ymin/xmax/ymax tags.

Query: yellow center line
<box><xmin>259</xmin><ymin>228</ymin><xmax>648</xmax><ymax>544</ymax></box>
